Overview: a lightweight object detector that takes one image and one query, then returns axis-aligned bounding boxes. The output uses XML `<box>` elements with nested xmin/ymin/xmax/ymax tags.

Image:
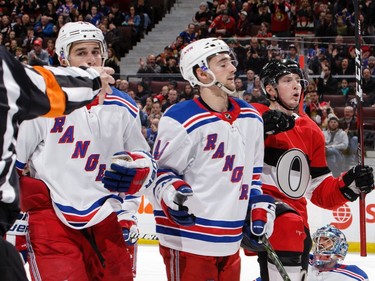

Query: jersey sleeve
<box><xmin>15</xmin><ymin>118</ymin><xmax>48</xmax><ymax>174</ymax></box>
<box><xmin>0</xmin><ymin>46</ymin><xmax>101</xmax><ymax>121</ymax></box>
<box><xmin>152</xmin><ymin>115</ymin><xmax>194</xmax><ymax>205</ymax></box>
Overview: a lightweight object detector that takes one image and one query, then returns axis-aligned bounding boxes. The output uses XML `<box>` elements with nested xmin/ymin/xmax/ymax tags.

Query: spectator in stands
<box><xmin>108</xmin><ymin>3</ymin><xmax>125</xmax><ymax>26</ymax></box>
<box><xmin>245</xmin><ymin>46</ymin><xmax>268</xmax><ymax>75</ymax></box>
<box><xmin>252</xmin><ymin>2</ymin><xmax>271</xmax><ymax>25</ymax></box>
<box><xmin>145</xmin><ymin>117</ymin><xmax>159</xmax><ymax>149</ymax></box>
<box><xmin>362</xmin><ymin>67</ymin><xmax>375</xmax><ymax>96</ymax></box>
<box><xmin>243</xmin><ymin>69</ymin><xmax>256</xmax><ymax>94</ymax></box>
<box><xmin>317</xmin><ymin>64</ymin><xmax>339</xmax><ymax>97</ymax></box>
<box><xmin>305</xmin><ymin>86</ymin><xmax>328</xmax><ymax>126</ymax></box>
<box><xmin>269</xmin><ymin>0</ymin><xmax>292</xmax><ymax>39</ymax></box>
<box><xmin>117</xmin><ymin>80</ymin><xmax>129</xmax><ymax>93</ymax></box>
<box><xmin>232</xmin><ymin>77</ymin><xmax>245</xmax><ymax>99</ymax></box>
<box><xmin>250</xmin><ymin>87</ymin><xmax>269</xmax><ymax>105</ymax></box>
<box><xmin>285</xmin><ymin>44</ymin><xmax>300</xmax><ymax>63</ymax></box>
<box><xmin>45</xmin><ymin>38</ymin><xmax>59</xmax><ymax>66</ymax></box>
<box><xmin>336</xmin><ymin>57</ymin><xmax>355</xmax><ymax>83</ymax></box>
<box><xmin>137</xmin><ymin>54</ymin><xmax>161</xmax><ymax>75</ymax></box>
<box><xmin>179</xmin><ymin>23</ymin><xmax>197</xmax><ymax>44</ymax></box>
<box><xmin>149</xmin><ymin>101</ymin><xmax>163</xmax><ymax>123</ymax></box>
<box><xmin>153</xmin><ymin>85</ymin><xmax>169</xmax><ymax>105</ymax></box>
<box><xmin>137</xmin><ymin>81</ymin><xmax>152</xmax><ymax>107</ymax></box>
<box><xmin>97</xmin><ymin>0</ymin><xmax>110</xmax><ymax>16</ymax></box>
<box><xmin>193</xmin><ymin>1</ymin><xmax>212</xmax><ymax>35</ymax></box>
<box><xmin>27</xmin><ymin>38</ymin><xmax>49</xmax><ymax>66</ymax></box>
<box><xmin>338</xmin><ymin>105</ymin><xmax>358</xmax><ymax>166</ymax></box>
<box><xmin>162</xmin><ymin>88</ymin><xmax>179</xmax><ymax>112</ymax></box>
<box><xmin>169</xmin><ymin>35</ymin><xmax>186</xmax><ymax>59</ymax></box>
<box><xmin>235</xmin><ymin>10</ymin><xmax>251</xmax><ymax>37</ymax></box>
<box><xmin>256</xmin><ymin>21</ymin><xmax>272</xmax><ymax>39</ymax></box>
<box><xmin>122</xmin><ymin>5</ymin><xmax>141</xmax><ymax>40</ymax></box>
<box><xmin>315</xmin><ymin>11</ymin><xmax>338</xmax><ymax>44</ymax></box>
<box><xmin>87</xmin><ymin>5</ymin><xmax>102</xmax><ymax>27</ymax></box>
<box><xmin>13</xmin><ymin>14</ymin><xmax>31</xmax><ymax>38</ymax></box>
<box><xmin>56</xmin><ymin>0</ymin><xmax>79</xmax><ymax>21</ymax></box>
<box><xmin>22</xmin><ymin>26</ymin><xmax>37</xmax><ymax>52</ymax></box>
<box><xmin>366</xmin><ymin>55</ymin><xmax>375</xmax><ymax>75</ymax></box>
<box><xmin>180</xmin><ymin>83</ymin><xmax>195</xmax><ymax>101</ymax></box>
<box><xmin>143</xmin><ymin>96</ymin><xmax>154</xmax><ymax>116</ymax></box>
<box><xmin>336</xmin><ymin>78</ymin><xmax>354</xmax><ymax>99</ymax></box>
<box><xmin>208</xmin><ymin>10</ymin><xmax>236</xmax><ymax>37</ymax></box>
<box><xmin>104</xmin><ymin>47</ymin><xmax>120</xmax><ymax>80</ymax></box>
<box><xmin>0</xmin><ymin>15</ymin><xmax>12</xmax><ymax>39</ymax></box>
<box><xmin>160</xmin><ymin>56</ymin><xmax>180</xmax><ymax>74</ymax></box>
<box><xmin>34</xmin><ymin>15</ymin><xmax>55</xmax><ymax>38</ymax></box>
<box><xmin>324</xmin><ymin>114</ymin><xmax>349</xmax><ymax>177</ymax></box>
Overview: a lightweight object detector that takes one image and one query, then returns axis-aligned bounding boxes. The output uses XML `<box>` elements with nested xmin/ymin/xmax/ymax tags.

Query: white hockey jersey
<box><xmin>308</xmin><ymin>264</ymin><xmax>369</xmax><ymax>281</ymax></box>
<box><xmin>151</xmin><ymin>97</ymin><xmax>264</xmax><ymax>257</ymax></box>
<box><xmin>15</xmin><ymin>88</ymin><xmax>149</xmax><ymax>229</ymax></box>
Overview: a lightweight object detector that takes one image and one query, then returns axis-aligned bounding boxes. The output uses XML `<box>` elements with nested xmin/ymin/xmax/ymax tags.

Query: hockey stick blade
<box><xmin>261</xmin><ymin>235</ymin><xmax>291</xmax><ymax>281</ymax></box>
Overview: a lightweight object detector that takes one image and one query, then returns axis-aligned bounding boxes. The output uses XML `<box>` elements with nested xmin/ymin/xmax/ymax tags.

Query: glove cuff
<box><xmin>339</xmin><ymin>186</ymin><xmax>359</xmax><ymax>202</ymax></box>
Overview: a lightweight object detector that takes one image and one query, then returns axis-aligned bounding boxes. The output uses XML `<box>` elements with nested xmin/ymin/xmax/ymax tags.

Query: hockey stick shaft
<box><xmin>261</xmin><ymin>236</ymin><xmax>291</xmax><ymax>281</ymax></box>
<box><xmin>129</xmin><ymin>232</ymin><xmax>159</xmax><ymax>241</ymax></box>
<box><xmin>353</xmin><ymin>0</ymin><xmax>367</xmax><ymax>256</ymax></box>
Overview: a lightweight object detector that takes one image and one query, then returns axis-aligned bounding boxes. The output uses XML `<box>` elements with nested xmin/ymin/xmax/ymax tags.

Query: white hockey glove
<box><xmin>249</xmin><ymin>194</ymin><xmax>276</xmax><ymax>238</ymax></box>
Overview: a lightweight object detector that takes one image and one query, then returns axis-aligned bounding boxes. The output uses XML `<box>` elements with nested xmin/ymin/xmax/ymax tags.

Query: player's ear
<box><xmin>196</xmin><ymin>68</ymin><xmax>211</xmax><ymax>83</ymax></box>
<box><xmin>59</xmin><ymin>57</ymin><xmax>69</xmax><ymax>67</ymax></box>
<box><xmin>265</xmin><ymin>84</ymin><xmax>276</xmax><ymax>98</ymax></box>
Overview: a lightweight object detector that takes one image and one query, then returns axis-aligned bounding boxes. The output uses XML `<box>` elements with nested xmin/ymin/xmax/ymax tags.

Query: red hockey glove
<box><xmin>262</xmin><ymin>110</ymin><xmax>295</xmax><ymax>135</ymax></box>
<box><xmin>339</xmin><ymin>165</ymin><xmax>374</xmax><ymax>201</ymax></box>
<box><xmin>119</xmin><ymin>220</ymin><xmax>139</xmax><ymax>246</ymax></box>
<box><xmin>161</xmin><ymin>183</ymin><xmax>195</xmax><ymax>226</ymax></box>
<box><xmin>102</xmin><ymin>151</ymin><xmax>157</xmax><ymax>194</ymax></box>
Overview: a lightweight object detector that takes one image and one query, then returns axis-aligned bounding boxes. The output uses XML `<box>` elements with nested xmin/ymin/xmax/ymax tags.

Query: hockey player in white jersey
<box><xmin>15</xmin><ymin>21</ymin><xmax>156</xmax><ymax>281</ymax></box>
<box><xmin>150</xmin><ymin>37</ymin><xmax>276</xmax><ymax>281</ymax></box>
<box><xmin>308</xmin><ymin>225</ymin><xmax>368</xmax><ymax>281</ymax></box>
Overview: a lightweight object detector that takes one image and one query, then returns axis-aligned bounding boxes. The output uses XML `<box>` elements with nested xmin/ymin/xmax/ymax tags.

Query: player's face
<box><xmin>208</xmin><ymin>53</ymin><xmax>237</xmax><ymax>91</ymax></box>
<box><xmin>68</xmin><ymin>41</ymin><xmax>102</xmax><ymax>67</ymax></box>
<box><xmin>276</xmin><ymin>73</ymin><xmax>303</xmax><ymax>109</ymax></box>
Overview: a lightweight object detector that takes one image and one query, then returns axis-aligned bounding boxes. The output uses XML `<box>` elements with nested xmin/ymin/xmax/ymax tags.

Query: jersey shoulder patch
<box><xmin>103</xmin><ymin>87</ymin><xmax>139</xmax><ymax>118</ymax></box>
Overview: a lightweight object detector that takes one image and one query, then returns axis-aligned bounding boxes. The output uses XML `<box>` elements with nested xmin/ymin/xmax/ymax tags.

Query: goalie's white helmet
<box><xmin>55</xmin><ymin>21</ymin><xmax>107</xmax><ymax>61</ymax></box>
<box><xmin>179</xmin><ymin>37</ymin><xmax>233</xmax><ymax>87</ymax></box>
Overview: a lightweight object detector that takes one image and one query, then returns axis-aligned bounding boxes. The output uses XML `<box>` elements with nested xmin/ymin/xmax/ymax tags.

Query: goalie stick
<box><xmin>260</xmin><ymin>235</ymin><xmax>291</xmax><ymax>281</ymax></box>
<box><xmin>353</xmin><ymin>0</ymin><xmax>367</xmax><ymax>257</ymax></box>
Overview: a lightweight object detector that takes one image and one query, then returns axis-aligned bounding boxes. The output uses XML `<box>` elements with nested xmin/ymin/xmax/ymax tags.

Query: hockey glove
<box><xmin>120</xmin><ymin>220</ymin><xmax>139</xmax><ymax>245</ymax></box>
<box><xmin>102</xmin><ymin>151</ymin><xmax>157</xmax><ymax>194</ymax></box>
<box><xmin>250</xmin><ymin>194</ymin><xmax>276</xmax><ymax>237</ymax></box>
<box><xmin>339</xmin><ymin>165</ymin><xmax>374</xmax><ymax>201</ymax></box>
<box><xmin>161</xmin><ymin>184</ymin><xmax>196</xmax><ymax>226</ymax></box>
<box><xmin>262</xmin><ymin>110</ymin><xmax>295</xmax><ymax>135</ymax></box>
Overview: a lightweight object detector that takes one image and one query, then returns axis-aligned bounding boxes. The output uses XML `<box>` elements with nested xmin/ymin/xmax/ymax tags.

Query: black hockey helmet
<box><xmin>260</xmin><ymin>59</ymin><xmax>308</xmax><ymax>93</ymax></box>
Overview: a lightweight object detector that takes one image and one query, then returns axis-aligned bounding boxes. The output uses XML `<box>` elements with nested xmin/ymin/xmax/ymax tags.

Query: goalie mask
<box><xmin>55</xmin><ymin>21</ymin><xmax>108</xmax><ymax>65</ymax></box>
<box><xmin>312</xmin><ymin>225</ymin><xmax>348</xmax><ymax>268</ymax></box>
<box><xmin>179</xmin><ymin>37</ymin><xmax>238</xmax><ymax>95</ymax></box>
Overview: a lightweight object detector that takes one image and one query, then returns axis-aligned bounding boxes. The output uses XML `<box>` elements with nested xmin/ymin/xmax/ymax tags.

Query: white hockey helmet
<box><xmin>179</xmin><ymin>37</ymin><xmax>234</xmax><ymax>87</ymax></box>
<box><xmin>55</xmin><ymin>21</ymin><xmax>107</xmax><ymax>62</ymax></box>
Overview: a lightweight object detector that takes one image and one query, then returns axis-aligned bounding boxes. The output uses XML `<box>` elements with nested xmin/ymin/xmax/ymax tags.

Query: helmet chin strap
<box><xmin>214</xmin><ymin>81</ymin><xmax>236</xmax><ymax>95</ymax></box>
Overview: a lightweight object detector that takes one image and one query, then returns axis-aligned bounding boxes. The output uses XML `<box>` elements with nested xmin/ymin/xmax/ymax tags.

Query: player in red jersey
<box><xmin>243</xmin><ymin>59</ymin><xmax>374</xmax><ymax>281</ymax></box>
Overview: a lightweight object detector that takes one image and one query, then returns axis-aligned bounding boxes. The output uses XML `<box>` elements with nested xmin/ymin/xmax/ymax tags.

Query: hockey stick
<box><xmin>260</xmin><ymin>235</ymin><xmax>291</xmax><ymax>281</ymax></box>
<box><xmin>353</xmin><ymin>0</ymin><xmax>367</xmax><ymax>257</ymax></box>
<box><xmin>129</xmin><ymin>232</ymin><xmax>159</xmax><ymax>241</ymax></box>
